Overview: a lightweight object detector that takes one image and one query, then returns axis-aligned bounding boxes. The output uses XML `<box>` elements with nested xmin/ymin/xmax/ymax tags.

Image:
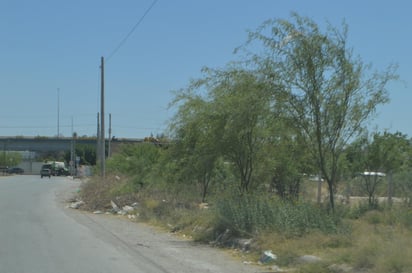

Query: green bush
<box><xmin>397</xmin><ymin>209</ymin><xmax>412</xmax><ymax>229</ymax></box>
<box><xmin>349</xmin><ymin>204</ymin><xmax>412</xmax><ymax>230</ymax></box>
<box><xmin>347</xmin><ymin>201</ymin><xmax>377</xmax><ymax>219</ymax></box>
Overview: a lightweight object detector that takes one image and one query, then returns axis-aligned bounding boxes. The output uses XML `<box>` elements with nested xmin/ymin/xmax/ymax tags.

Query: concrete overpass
<box><xmin>0</xmin><ymin>137</ymin><xmax>143</xmax><ymax>154</ymax></box>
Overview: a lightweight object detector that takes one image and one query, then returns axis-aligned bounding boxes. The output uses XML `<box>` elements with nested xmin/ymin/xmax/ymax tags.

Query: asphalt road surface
<box><xmin>0</xmin><ymin>175</ymin><xmax>263</xmax><ymax>273</ymax></box>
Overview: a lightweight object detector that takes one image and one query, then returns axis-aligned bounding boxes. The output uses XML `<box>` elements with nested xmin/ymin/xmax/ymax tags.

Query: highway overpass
<box><xmin>0</xmin><ymin>137</ymin><xmax>143</xmax><ymax>154</ymax></box>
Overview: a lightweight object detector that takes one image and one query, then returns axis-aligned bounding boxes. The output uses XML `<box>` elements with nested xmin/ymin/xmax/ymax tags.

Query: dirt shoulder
<box><xmin>55</xmin><ymin>178</ymin><xmax>266</xmax><ymax>273</ymax></box>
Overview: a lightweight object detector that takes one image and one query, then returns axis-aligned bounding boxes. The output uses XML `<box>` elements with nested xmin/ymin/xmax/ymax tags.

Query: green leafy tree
<box><xmin>170</xmin><ymin>68</ymin><xmax>273</xmax><ymax>194</ymax></box>
<box><xmin>64</xmin><ymin>144</ymin><xmax>97</xmax><ymax>166</ymax></box>
<box><xmin>271</xmin><ymin>128</ymin><xmax>314</xmax><ymax>200</ymax></box>
<box><xmin>239</xmin><ymin>13</ymin><xmax>398</xmax><ymax>210</ymax></box>
<box><xmin>169</xmin><ymin>94</ymin><xmax>223</xmax><ymax>202</ymax></box>
<box><xmin>0</xmin><ymin>152</ymin><xmax>22</xmax><ymax>167</ymax></box>
<box><xmin>210</xmin><ymin>69</ymin><xmax>273</xmax><ymax>193</ymax></box>
<box><xmin>394</xmin><ymin>171</ymin><xmax>412</xmax><ymax>206</ymax></box>
<box><xmin>346</xmin><ymin>131</ymin><xmax>412</xmax><ymax>206</ymax></box>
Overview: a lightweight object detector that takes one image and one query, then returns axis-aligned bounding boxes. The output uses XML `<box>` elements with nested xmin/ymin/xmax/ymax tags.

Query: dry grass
<box><xmin>79</xmin><ymin>175</ymin><xmax>139</xmax><ymax>210</ymax></box>
<box><xmin>79</xmin><ymin>177</ymin><xmax>412</xmax><ymax>272</ymax></box>
<box><xmin>251</xmin><ymin>210</ymin><xmax>412</xmax><ymax>272</ymax></box>
<box><xmin>348</xmin><ymin>218</ymin><xmax>412</xmax><ymax>273</ymax></box>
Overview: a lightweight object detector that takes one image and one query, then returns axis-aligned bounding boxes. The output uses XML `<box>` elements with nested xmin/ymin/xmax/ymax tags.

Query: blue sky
<box><xmin>1</xmin><ymin>0</ymin><xmax>411</xmax><ymax>139</ymax></box>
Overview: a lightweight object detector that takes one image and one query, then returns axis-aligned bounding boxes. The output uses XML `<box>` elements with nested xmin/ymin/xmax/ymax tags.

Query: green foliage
<box><xmin>215</xmin><ymin>193</ymin><xmax>338</xmax><ymax>237</ymax></box>
<box><xmin>271</xmin><ymin>130</ymin><xmax>313</xmax><ymax>199</ymax></box>
<box><xmin>63</xmin><ymin>143</ymin><xmax>96</xmax><ymax>165</ymax></box>
<box><xmin>393</xmin><ymin>171</ymin><xmax>412</xmax><ymax>206</ymax></box>
<box><xmin>347</xmin><ymin>201</ymin><xmax>375</xmax><ymax>219</ymax></box>
<box><xmin>77</xmin><ymin>12</ymin><xmax>412</xmax><ymax>272</ymax></box>
<box><xmin>0</xmin><ymin>151</ymin><xmax>22</xmax><ymax>167</ymax></box>
<box><xmin>238</xmin><ymin>13</ymin><xmax>398</xmax><ymax>210</ymax></box>
<box><xmin>345</xmin><ymin>131</ymin><xmax>412</xmax><ymax>206</ymax></box>
<box><xmin>371</xmin><ymin>207</ymin><xmax>412</xmax><ymax>230</ymax></box>
<box><xmin>106</xmin><ymin>143</ymin><xmax>162</xmax><ymax>190</ymax></box>
<box><xmin>170</xmin><ymin>68</ymin><xmax>277</xmax><ymax>195</ymax></box>
<box><xmin>167</xmin><ymin>94</ymin><xmax>222</xmax><ymax>201</ymax></box>
<box><xmin>346</xmin><ymin>131</ymin><xmax>412</xmax><ymax>174</ymax></box>
<box><xmin>167</xmin><ymin>13</ymin><xmax>398</xmax><ymax>210</ymax></box>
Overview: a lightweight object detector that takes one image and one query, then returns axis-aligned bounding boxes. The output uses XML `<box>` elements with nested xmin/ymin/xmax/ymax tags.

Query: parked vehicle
<box><xmin>40</xmin><ymin>165</ymin><xmax>51</xmax><ymax>178</ymax></box>
<box><xmin>7</xmin><ymin>167</ymin><xmax>24</xmax><ymax>174</ymax></box>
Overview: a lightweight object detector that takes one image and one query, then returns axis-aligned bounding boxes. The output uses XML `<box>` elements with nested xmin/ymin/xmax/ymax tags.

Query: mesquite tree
<box><xmin>239</xmin><ymin>13</ymin><xmax>398</xmax><ymax>210</ymax></box>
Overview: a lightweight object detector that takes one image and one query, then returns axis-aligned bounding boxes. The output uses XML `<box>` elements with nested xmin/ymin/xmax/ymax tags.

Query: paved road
<box><xmin>0</xmin><ymin>175</ymin><xmax>262</xmax><ymax>273</ymax></box>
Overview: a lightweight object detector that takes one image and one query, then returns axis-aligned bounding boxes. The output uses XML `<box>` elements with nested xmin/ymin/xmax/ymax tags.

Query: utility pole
<box><xmin>100</xmin><ymin>56</ymin><xmax>106</xmax><ymax>178</ymax></box>
<box><xmin>96</xmin><ymin>112</ymin><xmax>100</xmax><ymax>166</ymax></box>
<box><xmin>57</xmin><ymin>88</ymin><xmax>60</xmax><ymax>138</ymax></box>
<box><xmin>70</xmin><ymin>117</ymin><xmax>75</xmax><ymax>176</ymax></box>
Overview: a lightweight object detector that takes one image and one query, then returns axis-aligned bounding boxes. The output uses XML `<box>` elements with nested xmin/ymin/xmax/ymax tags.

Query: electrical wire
<box><xmin>106</xmin><ymin>0</ymin><xmax>159</xmax><ymax>62</ymax></box>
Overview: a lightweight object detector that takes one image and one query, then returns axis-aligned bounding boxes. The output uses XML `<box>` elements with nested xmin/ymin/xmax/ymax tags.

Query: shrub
<box><xmin>347</xmin><ymin>201</ymin><xmax>379</xmax><ymax>219</ymax></box>
<box><xmin>389</xmin><ymin>207</ymin><xmax>412</xmax><ymax>229</ymax></box>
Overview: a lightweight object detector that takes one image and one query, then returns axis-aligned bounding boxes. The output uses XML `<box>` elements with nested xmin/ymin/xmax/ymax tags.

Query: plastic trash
<box><xmin>260</xmin><ymin>250</ymin><xmax>277</xmax><ymax>263</ymax></box>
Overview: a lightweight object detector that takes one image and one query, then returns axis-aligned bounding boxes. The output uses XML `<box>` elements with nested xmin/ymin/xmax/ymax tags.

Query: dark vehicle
<box><xmin>40</xmin><ymin>165</ymin><xmax>51</xmax><ymax>178</ymax></box>
<box><xmin>7</xmin><ymin>167</ymin><xmax>24</xmax><ymax>174</ymax></box>
<box><xmin>1</xmin><ymin>166</ymin><xmax>9</xmax><ymax>175</ymax></box>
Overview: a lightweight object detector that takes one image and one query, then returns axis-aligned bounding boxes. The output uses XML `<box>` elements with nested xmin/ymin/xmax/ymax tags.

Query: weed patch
<box><xmin>215</xmin><ymin>194</ymin><xmax>338</xmax><ymax>237</ymax></box>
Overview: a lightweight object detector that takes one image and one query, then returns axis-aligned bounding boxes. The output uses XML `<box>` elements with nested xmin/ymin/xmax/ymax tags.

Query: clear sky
<box><xmin>1</xmin><ymin>0</ymin><xmax>411</xmax><ymax>139</ymax></box>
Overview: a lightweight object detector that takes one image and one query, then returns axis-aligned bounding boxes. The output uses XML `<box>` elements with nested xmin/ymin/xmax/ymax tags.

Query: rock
<box><xmin>234</xmin><ymin>238</ymin><xmax>253</xmax><ymax>252</ymax></box>
<box><xmin>122</xmin><ymin>205</ymin><xmax>134</xmax><ymax>212</ymax></box>
<box><xmin>69</xmin><ymin>200</ymin><xmax>84</xmax><ymax>209</ymax></box>
<box><xmin>127</xmin><ymin>214</ymin><xmax>136</xmax><ymax>220</ymax></box>
<box><xmin>93</xmin><ymin>210</ymin><xmax>103</xmax><ymax>214</ymax></box>
<box><xmin>111</xmin><ymin>200</ymin><xmax>120</xmax><ymax>212</ymax></box>
<box><xmin>298</xmin><ymin>255</ymin><xmax>322</xmax><ymax>264</ymax></box>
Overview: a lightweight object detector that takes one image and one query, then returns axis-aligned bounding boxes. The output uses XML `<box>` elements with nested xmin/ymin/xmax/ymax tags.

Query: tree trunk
<box><xmin>328</xmin><ymin>181</ymin><xmax>335</xmax><ymax>212</ymax></box>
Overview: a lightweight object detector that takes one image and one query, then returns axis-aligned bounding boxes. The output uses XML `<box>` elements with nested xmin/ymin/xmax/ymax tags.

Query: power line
<box><xmin>0</xmin><ymin>124</ymin><xmax>95</xmax><ymax>129</ymax></box>
<box><xmin>106</xmin><ymin>0</ymin><xmax>159</xmax><ymax>62</ymax></box>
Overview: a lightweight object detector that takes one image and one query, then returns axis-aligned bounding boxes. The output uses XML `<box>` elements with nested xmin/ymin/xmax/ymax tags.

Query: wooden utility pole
<box><xmin>100</xmin><ymin>57</ymin><xmax>106</xmax><ymax>178</ymax></box>
<box><xmin>96</xmin><ymin>112</ymin><xmax>100</xmax><ymax>166</ymax></box>
<box><xmin>57</xmin><ymin>88</ymin><xmax>60</xmax><ymax>138</ymax></box>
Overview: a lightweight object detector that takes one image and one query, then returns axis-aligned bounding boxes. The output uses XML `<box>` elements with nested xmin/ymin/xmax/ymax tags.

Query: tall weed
<box><xmin>215</xmin><ymin>193</ymin><xmax>338</xmax><ymax>237</ymax></box>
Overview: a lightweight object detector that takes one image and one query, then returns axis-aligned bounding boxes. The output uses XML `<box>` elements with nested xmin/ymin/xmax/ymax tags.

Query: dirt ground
<box><xmin>56</xmin><ymin>178</ymin><xmax>268</xmax><ymax>273</ymax></box>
